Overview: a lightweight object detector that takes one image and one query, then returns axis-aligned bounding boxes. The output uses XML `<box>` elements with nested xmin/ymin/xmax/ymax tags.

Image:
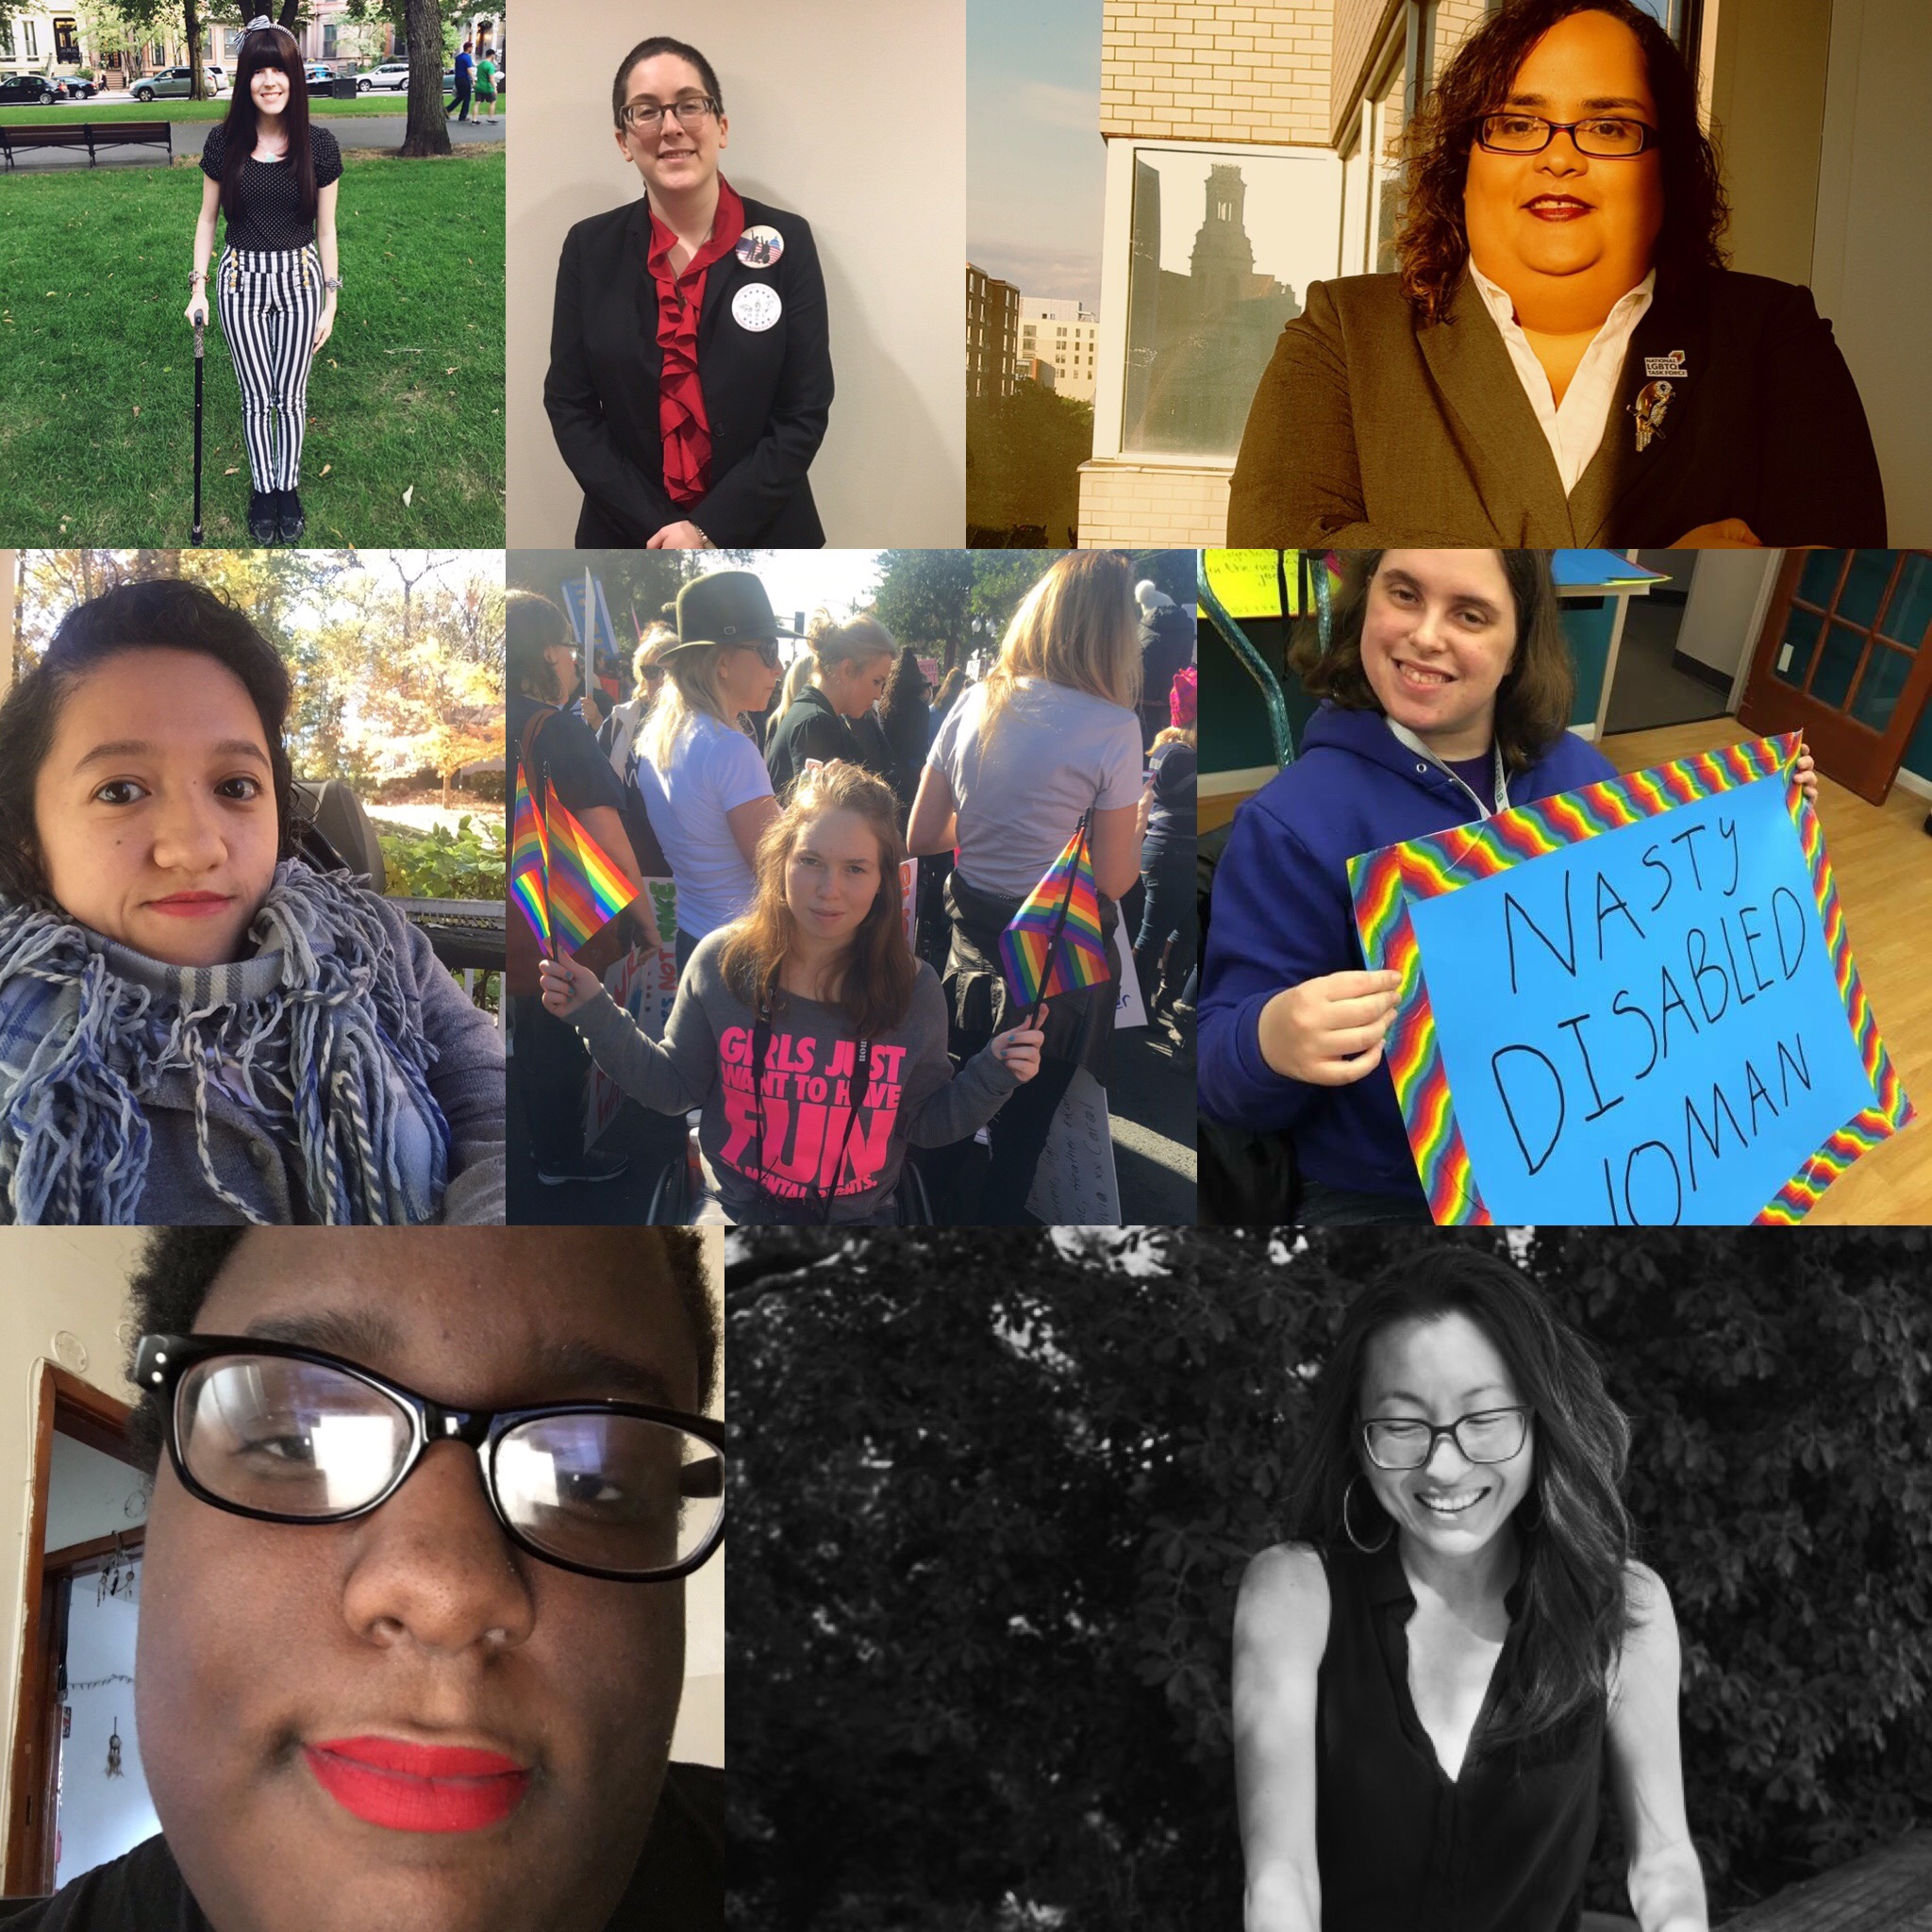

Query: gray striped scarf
<box><xmin>0</xmin><ymin>860</ymin><xmax>448</xmax><ymax>1224</ymax></box>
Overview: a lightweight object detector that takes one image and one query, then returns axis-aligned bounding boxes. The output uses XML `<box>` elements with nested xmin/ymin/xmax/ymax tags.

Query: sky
<box><xmin>966</xmin><ymin>0</ymin><xmax>1107</xmax><ymax>312</ymax></box>
<box><xmin>741</xmin><ymin>550</ymin><xmax>885</xmax><ymax>644</ymax></box>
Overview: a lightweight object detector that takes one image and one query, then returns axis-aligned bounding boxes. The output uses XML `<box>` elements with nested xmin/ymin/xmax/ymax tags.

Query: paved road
<box><xmin>2</xmin><ymin>112</ymin><xmax>503</xmax><ymax>170</ymax></box>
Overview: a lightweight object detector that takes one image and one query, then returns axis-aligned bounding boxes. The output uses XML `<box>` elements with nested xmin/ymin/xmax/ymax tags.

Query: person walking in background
<box><xmin>635</xmin><ymin>571</ymin><xmax>784</xmax><ymax>975</ymax></box>
<box><xmin>879</xmin><ymin>646</ymin><xmax>935</xmax><ymax>817</ymax></box>
<box><xmin>508</xmin><ymin>591</ymin><xmax>649</xmax><ymax>1191</ymax></box>
<box><xmin>909</xmin><ymin>551</ymin><xmax>1144</xmax><ymax>1224</ymax></box>
<box><xmin>448</xmin><ymin>37</ymin><xmax>474</xmax><ymax>122</ymax></box>
<box><xmin>1136</xmin><ymin>579</ymin><xmax>1195</xmax><ymax>752</ymax></box>
<box><xmin>185</xmin><ymin>20</ymin><xmax>341</xmax><ymax>545</ymax></box>
<box><xmin>764</xmin><ymin>612</ymin><xmax>898</xmax><ymax>801</ymax></box>
<box><xmin>475</xmin><ymin>43</ymin><xmax>499</xmax><ymax>124</ymax></box>
<box><xmin>1135</xmin><ymin>664</ymin><xmax>1197</xmax><ymax>1058</ymax></box>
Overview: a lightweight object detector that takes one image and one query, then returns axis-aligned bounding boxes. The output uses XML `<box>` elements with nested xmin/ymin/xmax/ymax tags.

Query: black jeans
<box><xmin>979</xmin><ymin>1054</ymin><xmax>1080</xmax><ymax>1225</ymax></box>
<box><xmin>510</xmin><ymin>992</ymin><xmax>590</xmax><ymax>1171</ymax></box>
<box><xmin>1133</xmin><ymin>841</ymin><xmax>1196</xmax><ymax>1007</ymax></box>
<box><xmin>447</xmin><ymin>78</ymin><xmax>472</xmax><ymax>118</ymax></box>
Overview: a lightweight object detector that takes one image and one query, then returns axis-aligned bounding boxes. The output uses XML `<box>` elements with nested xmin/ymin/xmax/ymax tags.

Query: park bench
<box><xmin>0</xmin><ymin>118</ymin><xmax>173</xmax><ymax>168</ymax></box>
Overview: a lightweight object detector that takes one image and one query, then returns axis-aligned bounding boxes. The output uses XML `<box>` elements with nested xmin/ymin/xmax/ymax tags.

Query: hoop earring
<box><xmin>1341</xmin><ymin>1474</ymin><xmax>1392</xmax><ymax>1555</ymax></box>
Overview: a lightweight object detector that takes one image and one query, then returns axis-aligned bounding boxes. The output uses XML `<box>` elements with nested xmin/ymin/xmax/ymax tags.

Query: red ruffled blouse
<box><xmin>646</xmin><ymin>178</ymin><xmax>747</xmax><ymax>508</ymax></box>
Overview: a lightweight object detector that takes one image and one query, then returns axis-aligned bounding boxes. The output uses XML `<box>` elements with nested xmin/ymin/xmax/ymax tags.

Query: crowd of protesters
<box><xmin>508</xmin><ymin>554</ymin><xmax>1197</xmax><ymax>1226</ymax></box>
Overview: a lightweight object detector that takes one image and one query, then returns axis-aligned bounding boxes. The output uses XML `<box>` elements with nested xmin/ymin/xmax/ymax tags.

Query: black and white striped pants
<box><xmin>215</xmin><ymin>244</ymin><xmax>324</xmax><ymax>491</ymax></box>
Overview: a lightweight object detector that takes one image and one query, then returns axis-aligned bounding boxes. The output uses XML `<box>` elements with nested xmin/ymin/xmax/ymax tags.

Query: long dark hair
<box><xmin>1288</xmin><ymin>550</ymin><xmax>1574</xmax><ymax>773</ymax></box>
<box><xmin>507</xmin><ymin>590</ymin><xmax>572</xmax><ymax>705</ymax></box>
<box><xmin>1397</xmin><ymin>0</ymin><xmax>1729</xmax><ymax>324</ymax></box>
<box><xmin>880</xmin><ymin>644</ymin><xmax>929</xmax><ymax>732</ymax></box>
<box><xmin>219</xmin><ymin>24</ymin><xmax>316</xmax><ymax>226</ymax></box>
<box><xmin>1285</xmin><ymin>1247</ymin><xmax>1634</xmax><ymax>1750</ymax></box>
<box><xmin>0</xmin><ymin>578</ymin><xmax>298</xmax><ymax>903</ymax></box>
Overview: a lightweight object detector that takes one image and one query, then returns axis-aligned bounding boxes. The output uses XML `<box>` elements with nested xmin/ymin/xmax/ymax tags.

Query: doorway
<box><xmin>1599</xmin><ymin>552</ymin><xmax>1752</xmax><ymax>736</ymax></box>
<box><xmin>3</xmin><ymin>1368</ymin><xmax>157</xmax><ymax>1900</ymax></box>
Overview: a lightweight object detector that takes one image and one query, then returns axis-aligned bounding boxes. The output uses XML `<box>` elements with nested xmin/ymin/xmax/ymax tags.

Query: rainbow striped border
<box><xmin>1346</xmin><ymin>732</ymin><xmax>1914</xmax><ymax>1225</ymax></box>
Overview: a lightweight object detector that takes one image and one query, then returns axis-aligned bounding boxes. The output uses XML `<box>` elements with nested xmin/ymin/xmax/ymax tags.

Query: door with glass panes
<box><xmin>1737</xmin><ymin>550</ymin><xmax>1932</xmax><ymax>805</ymax></box>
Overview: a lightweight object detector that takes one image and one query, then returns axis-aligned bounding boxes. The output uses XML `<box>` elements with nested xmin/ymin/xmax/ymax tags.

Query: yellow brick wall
<box><xmin>1100</xmin><ymin>0</ymin><xmax>1339</xmax><ymax>147</ymax></box>
<box><xmin>1077</xmin><ymin>460</ymin><xmax>1232</xmax><ymax>546</ymax></box>
<box><xmin>1329</xmin><ymin>0</ymin><xmax>1402</xmax><ymax>141</ymax></box>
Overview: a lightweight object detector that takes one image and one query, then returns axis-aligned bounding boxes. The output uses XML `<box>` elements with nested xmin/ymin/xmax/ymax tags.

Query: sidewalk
<box><xmin>1723</xmin><ymin>1832</ymin><xmax>1932</xmax><ymax>1929</ymax></box>
<box><xmin>2</xmin><ymin>113</ymin><xmax>504</xmax><ymax>170</ymax></box>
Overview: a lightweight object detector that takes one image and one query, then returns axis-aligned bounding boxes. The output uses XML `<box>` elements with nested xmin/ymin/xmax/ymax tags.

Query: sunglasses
<box><xmin>137</xmin><ymin>1335</ymin><xmax>726</xmax><ymax>1584</ymax></box>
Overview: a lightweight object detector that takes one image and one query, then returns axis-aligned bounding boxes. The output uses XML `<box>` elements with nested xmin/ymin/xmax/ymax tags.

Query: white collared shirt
<box><xmin>1467</xmin><ymin>260</ymin><xmax>1656</xmax><ymax>494</ymax></box>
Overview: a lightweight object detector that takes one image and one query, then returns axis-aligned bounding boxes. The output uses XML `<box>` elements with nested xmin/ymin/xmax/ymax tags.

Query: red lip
<box><xmin>147</xmin><ymin>891</ymin><xmax>233</xmax><ymax>917</ymax></box>
<box><xmin>305</xmin><ymin>1737</ymin><xmax>532</xmax><ymax>1834</ymax></box>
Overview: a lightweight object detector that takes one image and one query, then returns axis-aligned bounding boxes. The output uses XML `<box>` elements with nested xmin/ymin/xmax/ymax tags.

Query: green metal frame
<box><xmin>1196</xmin><ymin>550</ymin><xmax>1331</xmax><ymax>770</ymax></box>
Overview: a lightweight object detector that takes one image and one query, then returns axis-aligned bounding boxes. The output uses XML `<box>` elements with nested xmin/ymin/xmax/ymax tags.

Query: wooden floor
<box><xmin>1600</xmin><ymin>719</ymin><xmax>1932</xmax><ymax>1225</ymax></box>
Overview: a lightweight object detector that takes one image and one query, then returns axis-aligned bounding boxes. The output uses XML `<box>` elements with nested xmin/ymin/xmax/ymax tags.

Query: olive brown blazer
<box><xmin>1226</xmin><ymin>266</ymin><xmax>1886</xmax><ymax>548</ymax></box>
<box><xmin>544</xmin><ymin>192</ymin><xmax>834</xmax><ymax>548</ymax></box>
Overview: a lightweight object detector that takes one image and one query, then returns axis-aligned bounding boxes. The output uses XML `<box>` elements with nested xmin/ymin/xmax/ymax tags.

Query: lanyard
<box><xmin>751</xmin><ymin>997</ymin><xmax>872</xmax><ymax>1225</ymax></box>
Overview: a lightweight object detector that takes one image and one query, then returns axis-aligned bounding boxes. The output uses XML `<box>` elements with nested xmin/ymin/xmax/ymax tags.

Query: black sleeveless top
<box><xmin>1315</xmin><ymin>1540</ymin><xmax>1604</xmax><ymax>1932</ymax></box>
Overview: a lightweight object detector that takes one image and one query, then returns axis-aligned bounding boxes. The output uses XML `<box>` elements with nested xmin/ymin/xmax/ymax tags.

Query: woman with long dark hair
<box><xmin>537</xmin><ymin>761</ymin><xmax>1043</xmax><ymax>1224</ymax></box>
<box><xmin>1235</xmin><ymin>1246</ymin><xmax>1706</xmax><ymax>1931</ymax></box>
<box><xmin>186</xmin><ymin>18</ymin><xmax>341</xmax><ymax>544</ymax></box>
<box><xmin>1227</xmin><ymin>0</ymin><xmax>1884</xmax><ymax>548</ymax></box>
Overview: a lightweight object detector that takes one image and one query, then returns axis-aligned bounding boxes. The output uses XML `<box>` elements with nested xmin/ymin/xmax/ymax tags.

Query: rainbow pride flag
<box><xmin>543</xmin><ymin>778</ymin><xmax>639</xmax><ymax>952</ymax></box>
<box><xmin>509</xmin><ymin>767</ymin><xmax>551</xmax><ymax>955</ymax></box>
<box><xmin>1000</xmin><ymin>818</ymin><xmax>1111</xmax><ymax>1010</ymax></box>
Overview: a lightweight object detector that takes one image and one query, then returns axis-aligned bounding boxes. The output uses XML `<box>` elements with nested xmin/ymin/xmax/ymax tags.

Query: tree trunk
<box><xmin>183</xmin><ymin>0</ymin><xmax>204</xmax><ymax>100</ymax></box>
<box><xmin>397</xmin><ymin>0</ymin><xmax>451</xmax><ymax>157</ymax></box>
<box><xmin>278</xmin><ymin>0</ymin><xmax>301</xmax><ymax>28</ymax></box>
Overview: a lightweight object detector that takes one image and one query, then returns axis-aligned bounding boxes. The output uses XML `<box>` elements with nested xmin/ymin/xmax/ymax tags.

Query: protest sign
<box><xmin>1025</xmin><ymin>1067</ymin><xmax>1123</xmax><ymax>1224</ymax></box>
<box><xmin>1348</xmin><ymin>734</ymin><xmax>1912</xmax><ymax>1224</ymax></box>
<box><xmin>1113</xmin><ymin>922</ymin><xmax>1147</xmax><ymax>1030</ymax></box>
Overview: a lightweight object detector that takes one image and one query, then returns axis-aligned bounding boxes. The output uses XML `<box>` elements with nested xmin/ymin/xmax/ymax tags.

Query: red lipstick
<box><xmin>305</xmin><ymin>1737</ymin><xmax>532</xmax><ymax>1834</ymax></box>
<box><xmin>147</xmin><ymin>891</ymin><xmax>232</xmax><ymax>918</ymax></box>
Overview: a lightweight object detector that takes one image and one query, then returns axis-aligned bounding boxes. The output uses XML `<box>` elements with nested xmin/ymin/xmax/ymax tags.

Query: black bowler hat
<box><xmin>667</xmin><ymin>571</ymin><xmax>801</xmax><ymax>654</ymax></box>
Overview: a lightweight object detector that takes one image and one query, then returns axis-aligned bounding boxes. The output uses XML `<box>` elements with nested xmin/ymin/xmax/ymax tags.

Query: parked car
<box><xmin>359</xmin><ymin>57</ymin><xmax>411</xmax><ymax>91</ymax></box>
<box><xmin>303</xmin><ymin>61</ymin><xmax>333</xmax><ymax>85</ymax></box>
<box><xmin>55</xmin><ymin>75</ymin><xmax>99</xmax><ymax>99</ymax></box>
<box><xmin>130</xmin><ymin>65</ymin><xmax>229</xmax><ymax>100</ymax></box>
<box><xmin>0</xmin><ymin>73</ymin><xmax>59</xmax><ymax>105</ymax></box>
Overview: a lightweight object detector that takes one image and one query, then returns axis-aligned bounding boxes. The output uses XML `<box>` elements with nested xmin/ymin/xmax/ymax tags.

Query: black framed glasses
<box><xmin>1360</xmin><ymin>1407</ymin><xmax>1532</xmax><ymax>1471</ymax></box>
<box><xmin>620</xmin><ymin>95</ymin><xmax>719</xmax><ymax>133</ymax></box>
<box><xmin>731</xmin><ymin>639</ymin><xmax>782</xmax><ymax>671</ymax></box>
<box><xmin>137</xmin><ymin>1335</ymin><xmax>725</xmax><ymax>1584</ymax></box>
<box><xmin>1474</xmin><ymin>113</ymin><xmax>1658</xmax><ymax>158</ymax></box>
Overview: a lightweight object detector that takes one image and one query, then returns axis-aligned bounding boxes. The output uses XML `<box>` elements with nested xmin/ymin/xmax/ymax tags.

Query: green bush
<box><xmin>724</xmin><ymin>1228</ymin><xmax>1932</xmax><ymax>1930</ymax></box>
<box><xmin>375</xmin><ymin>814</ymin><xmax>506</xmax><ymax>901</ymax></box>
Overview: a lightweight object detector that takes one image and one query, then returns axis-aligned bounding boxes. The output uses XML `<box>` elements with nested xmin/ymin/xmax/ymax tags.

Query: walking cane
<box><xmin>191</xmin><ymin>316</ymin><xmax>206</xmax><ymax>546</ymax></box>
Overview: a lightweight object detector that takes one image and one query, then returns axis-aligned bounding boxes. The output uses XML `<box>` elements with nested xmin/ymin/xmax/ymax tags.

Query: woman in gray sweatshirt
<box><xmin>539</xmin><ymin>761</ymin><xmax>1043</xmax><ymax>1224</ymax></box>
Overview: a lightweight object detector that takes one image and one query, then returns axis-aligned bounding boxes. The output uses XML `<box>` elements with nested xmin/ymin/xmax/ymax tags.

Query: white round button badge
<box><xmin>736</xmin><ymin>225</ymin><xmax>785</xmax><ymax>269</ymax></box>
<box><xmin>732</xmin><ymin>282</ymin><xmax>783</xmax><ymax>333</ymax></box>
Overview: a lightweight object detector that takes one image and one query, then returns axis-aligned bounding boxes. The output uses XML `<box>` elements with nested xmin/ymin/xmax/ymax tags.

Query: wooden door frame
<box><xmin>3</xmin><ymin>1366</ymin><xmax>143</xmax><ymax>1899</ymax></box>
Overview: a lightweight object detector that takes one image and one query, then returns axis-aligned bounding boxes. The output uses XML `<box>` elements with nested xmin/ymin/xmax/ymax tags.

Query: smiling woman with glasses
<box><xmin>543</xmin><ymin>33</ymin><xmax>835</xmax><ymax>552</ymax></box>
<box><xmin>1233</xmin><ymin>1245</ymin><xmax>1707</xmax><ymax>1932</ymax></box>
<box><xmin>3</xmin><ymin>1224</ymin><xmax>723</xmax><ymax>1932</ymax></box>
<box><xmin>1228</xmin><ymin>0</ymin><xmax>1885</xmax><ymax>551</ymax></box>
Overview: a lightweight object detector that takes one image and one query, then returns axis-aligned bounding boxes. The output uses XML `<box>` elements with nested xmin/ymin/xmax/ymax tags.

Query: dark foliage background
<box><xmin>725</xmin><ymin>1226</ymin><xmax>1932</xmax><ymax>1929</ymax></box>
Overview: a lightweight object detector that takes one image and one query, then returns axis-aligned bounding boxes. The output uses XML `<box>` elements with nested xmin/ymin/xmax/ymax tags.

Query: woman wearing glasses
<box><xmin>1234</xmin><ymin>1245</ymin><xmax>1706</xmax><ymax>1932</ymax></box>
<box><xmin>8</xmin><ymin>1224</ymin><xmax>724</xmax><ymax>1932</ymax></box>
<box><xmin>544</xmin><ymin>35</ymin><xmax>835</xmax><ymax>550</ymax></box>
<box><xmin>1227</xmin><ymin>0</ymin><xmax>1884</xmax><ymax>549</ymax></box>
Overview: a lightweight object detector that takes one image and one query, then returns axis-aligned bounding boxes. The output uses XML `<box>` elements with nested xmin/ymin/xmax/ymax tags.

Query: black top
<box><xmin>3</xmin><ymin>1763</ymin><xmax>724</xmax><ymax>1931</ymax></box>
<box><xmin>764</xmin><ymin>684</ymin><xmax>856</xmax><ymax>800</ymax></box>
<box><xmin>510</xmin><ymin>691</ymin><xmax>626</xmax><ymax>818</ymax></box>
<box><xmin>1137</xmin><ymin>606</ymin><xmax>1195</xmax><ymax>751</ymax></box>
<box><xmin>1315</xmin><ymin>1540</ymin><xmax>1604</xmax><ymax>1932</ymax></box>
<box><xmin>199</xmin><ymin>123</ymin><xmax>342</xmax><ymax>251</ymax></box>
<box><xmin>1142</xmin><ymin>739</ymin><xmax>1195</xmax><ymax>855</ymax></box>
<box><xmin>544</xmin><ymin>192</ymin><xmax>835</xmax><ymax>548</ymax></box>
<box><xmin>880</xmin><ymin>695</ymin><xmax>932</xmax><ymax>810</ymax></box>
<box><xmin>1229</xmin><ymin>265</ymin><xmax>1888</xmax><ymax>548</ymax></box>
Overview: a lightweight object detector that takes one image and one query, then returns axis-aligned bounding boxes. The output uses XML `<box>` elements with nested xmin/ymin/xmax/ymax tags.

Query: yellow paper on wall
<box><xmin>1203</xmin><ymin>549</ymin><xmax>1284</xmax><ymax>621</ymax></box>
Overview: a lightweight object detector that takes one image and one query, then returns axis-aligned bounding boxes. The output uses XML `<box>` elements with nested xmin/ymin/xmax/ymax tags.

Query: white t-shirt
<box><xmin>1467</xmin><ymin>259</ymin><xmax>1656</xmax><ymax>493</ymax></box>
<box><xmin>927</xmin><ymin>677</ymin><xmax>1143</xmax><ymax>899</ymax></box>
<box><xmin>636</xmin><ymin>712</ymin><xmax>774</xmax><ymax>938</ymax></box>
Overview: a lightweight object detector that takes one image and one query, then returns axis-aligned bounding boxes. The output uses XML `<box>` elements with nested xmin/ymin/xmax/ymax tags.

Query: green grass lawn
<box><xmin>0</xmin><ymin>97</ymin><xmax>508</xmax><ymax>124</ymax></box>
<box><xmin>0</xmin><ymin>147</ymin><xmax>505</xmax><ymax>544</ymax></box>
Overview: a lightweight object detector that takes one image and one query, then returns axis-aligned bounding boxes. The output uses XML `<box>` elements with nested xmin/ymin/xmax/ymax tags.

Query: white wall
<box><xmin>43</xmin><ymin>1435</ymin><xmax>148</xmax><ymax>1557</ymax></box>
<box><xmin>54</xmin><ymin>1559</ymin><xmax>158</xmax><ymax>1890</ymax></box>
<box><xmin>1676</xmin><ymin>550</ymin><xmax>1781</xmax><ymax>679</ymax></box>
<box><xmin>507</xmin><ymin>2</ymin><xmax>966</xmax><ymax>548</ymax></box>
<box><xmin>1809</xmin><ymin>0</ymin><xmax>1932</xmax><ymax>542</ymax></box>
<box><xmin>0</xmin><ymin>1230</ymin><xmax>148</xmax><ymax>1834</ymax></box>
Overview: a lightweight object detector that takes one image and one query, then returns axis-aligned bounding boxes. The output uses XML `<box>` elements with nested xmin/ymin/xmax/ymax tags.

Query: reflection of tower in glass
<box><xmin>1125</xmin><ymin>161</ymin><xmax>1301</xmax><ymax>458</ymax></box>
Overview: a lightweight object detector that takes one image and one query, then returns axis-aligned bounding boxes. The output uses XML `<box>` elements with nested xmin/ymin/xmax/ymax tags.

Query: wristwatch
<box><xmin>324</xmin><ymin>275</ymin><xmax>342</xmax><ymax>291</ymax></box>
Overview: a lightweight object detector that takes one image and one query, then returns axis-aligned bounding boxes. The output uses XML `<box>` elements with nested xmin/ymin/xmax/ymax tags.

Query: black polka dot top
<box><xmin>200</xmin><ymin>123</ymin><xmax>343</xmax><ymax>251</ymax></box>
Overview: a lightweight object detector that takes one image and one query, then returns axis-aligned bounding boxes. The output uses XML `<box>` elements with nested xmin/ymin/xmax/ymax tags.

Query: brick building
<box><xmin>967</xmin><ymin>263</ymin><xmax>1021</xmax><ymax>401</ymax></box>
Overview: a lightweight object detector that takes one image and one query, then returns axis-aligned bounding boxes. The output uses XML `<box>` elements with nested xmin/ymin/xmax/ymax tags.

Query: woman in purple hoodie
<box><xmin>1199</xmin><ymin>548</ymin><xmax>1809</xmax><ymax>1224</ymax></box>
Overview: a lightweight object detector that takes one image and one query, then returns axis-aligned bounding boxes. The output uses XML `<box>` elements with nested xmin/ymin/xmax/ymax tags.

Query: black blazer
<box><xmin>544</xmin><ymin>191</ymin><xmax>835</xmax><ymax>548</ymax></box>
<box><xmin>1227</xmin><ymin>266</ymin><xmax>1887</xmax><ymax>548</ymax></box>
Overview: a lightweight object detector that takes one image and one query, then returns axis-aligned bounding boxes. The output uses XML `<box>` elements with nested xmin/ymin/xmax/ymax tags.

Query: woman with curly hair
<box><xmin>1227</xmin><ymin>0</ymin><xmax>1884</xmax><ymax>549</ymax></box>
<box><xmin>1235</xmin><ymin>1245</ymin><xmax>1707</xmax><ymax>1931</ymax></box>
